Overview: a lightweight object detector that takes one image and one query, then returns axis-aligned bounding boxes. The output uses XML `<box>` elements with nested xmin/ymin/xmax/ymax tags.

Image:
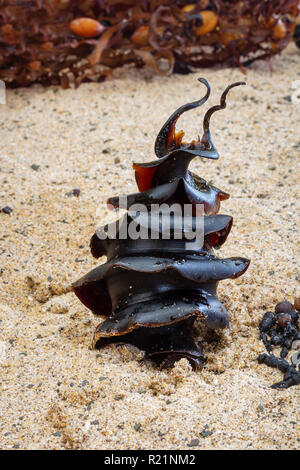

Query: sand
<box><xmin>0</xmin><ymin>42</ymin><xmax>299</xmax><ymax>450</ymax></box>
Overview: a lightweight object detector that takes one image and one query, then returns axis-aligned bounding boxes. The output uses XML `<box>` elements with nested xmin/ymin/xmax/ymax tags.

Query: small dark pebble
<box><xmin>134</xmin><ymin>422</ymin><xmax>142</xmax><ymax>431</ymax></box>
<box><xmin>72</xmin><ymin>188</ymin><xmax>80</xmax><ymax>197</ymax></box>
<box><xmin>200</xmin><ymin>425</ymin><xmax>213</xmax><ymax>438</ymax></box>
<box><xmin>31</xmin><ymin>164</ymin><xmax>40</xmax><ymax>171</ymax></box>
<box><xmin>187</xmin><ymin>439</ymin><xmax>199</xmax><ymax>447</ymax></box>
<box><xmin>102</xmin><ymin>148</ymin><xmax>110</xmax><ymax>154</ymax></box>
<box><xmin>2</xmin><ymin>206</ymin><xmax>13</xmax><ymax>214</ymax></box>
<box><xmin>53</xmin><ymin>431</ymin><xmax>61</xmax><ymax>437</ymax></box>
<box><xmin>91</xmin><ymin>420</ymin><xmax>99</xmax><ymax>425</ymax></box>
<box><xmin>114</xmin><ymin>157</ymin><xmax>120</xmax><ymax>164</ymax></box>
<box><xmin>66</xmin><ymin>188</ymin><xmax>80</xmax><ymax>197</ymax></box>
<box><xmin>275</xmin><ymin>300</ymin><xmax>293</xmax><ymax>314</ymax></box>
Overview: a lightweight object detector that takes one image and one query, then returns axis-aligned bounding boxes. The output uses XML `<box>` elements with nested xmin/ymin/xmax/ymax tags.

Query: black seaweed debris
<box><xmin>1</xmin><ymin>206</ymin><xmax>13</xmax><ymax>214</ymax></box>
<box><xmin>258</xmin><ymin>300</ymin><xmax>300</xmax><ymax>389</ymax></box>
<box><xmin>0</xmin><ymin>1</ymin><xmax>298</xmax><ymax>88</ymax></box>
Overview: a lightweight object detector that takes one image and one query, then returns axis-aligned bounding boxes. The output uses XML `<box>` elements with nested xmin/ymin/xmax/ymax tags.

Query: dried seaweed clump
<box><xmin>73</xmin><ymin>78</ymin><xmax>250</xmax><ymax>369</ymax></box>
<box><xmin>258</xmin><ymin>300</ymin><xmax>300</xmax><ymax>389</ymax></box>
<box><xmin>0</xmin><ymin>1</ymin><xmax>298</xmax><ymax>88</ymax></box>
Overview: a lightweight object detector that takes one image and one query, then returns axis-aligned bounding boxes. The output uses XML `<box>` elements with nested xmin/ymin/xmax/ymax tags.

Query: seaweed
<box><xmin>258</xmin><ymin>300</ymin><xmax>300</xmax><ymax>388</ymax></box>
<box><xmin>0</xmin><ymin>1</ymin><xmax>298</xmax><ymax>88</ymax></box>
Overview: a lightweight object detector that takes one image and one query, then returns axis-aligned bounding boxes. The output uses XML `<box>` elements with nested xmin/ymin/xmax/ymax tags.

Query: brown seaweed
<box><xmin>0</xmin><ymin>1</ymin><xmax>298</xmax><ymax>88</ymax></box>
<box><xmin>72</xmin><ymin>77</ymin><xmax>250</xmax><ymax>369</ymax></box>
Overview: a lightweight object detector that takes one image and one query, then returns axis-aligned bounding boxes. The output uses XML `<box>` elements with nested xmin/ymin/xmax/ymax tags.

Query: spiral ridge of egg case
<box><xmin>73</xmin><ymin>78</ymin><xmax>250</xmax><ymax>370</ymax></box>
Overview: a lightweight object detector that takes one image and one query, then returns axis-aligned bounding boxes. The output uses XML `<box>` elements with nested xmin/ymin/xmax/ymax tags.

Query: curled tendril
<box><xmin>154</xmin><ymin>77</ymin><xmax>210</xmax><ymax>159</ymax></box>
<box><xmin>201</xmin><ymin>81</ymin><xmax>246</xmax><ymax>148</ymax></box>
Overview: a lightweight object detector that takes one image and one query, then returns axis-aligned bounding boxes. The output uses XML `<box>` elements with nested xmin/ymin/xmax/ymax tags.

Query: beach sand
<box><xmin>0</xmin><ymin>43</ymin><xmax>299</xmax><ymax>450</ymax></box>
